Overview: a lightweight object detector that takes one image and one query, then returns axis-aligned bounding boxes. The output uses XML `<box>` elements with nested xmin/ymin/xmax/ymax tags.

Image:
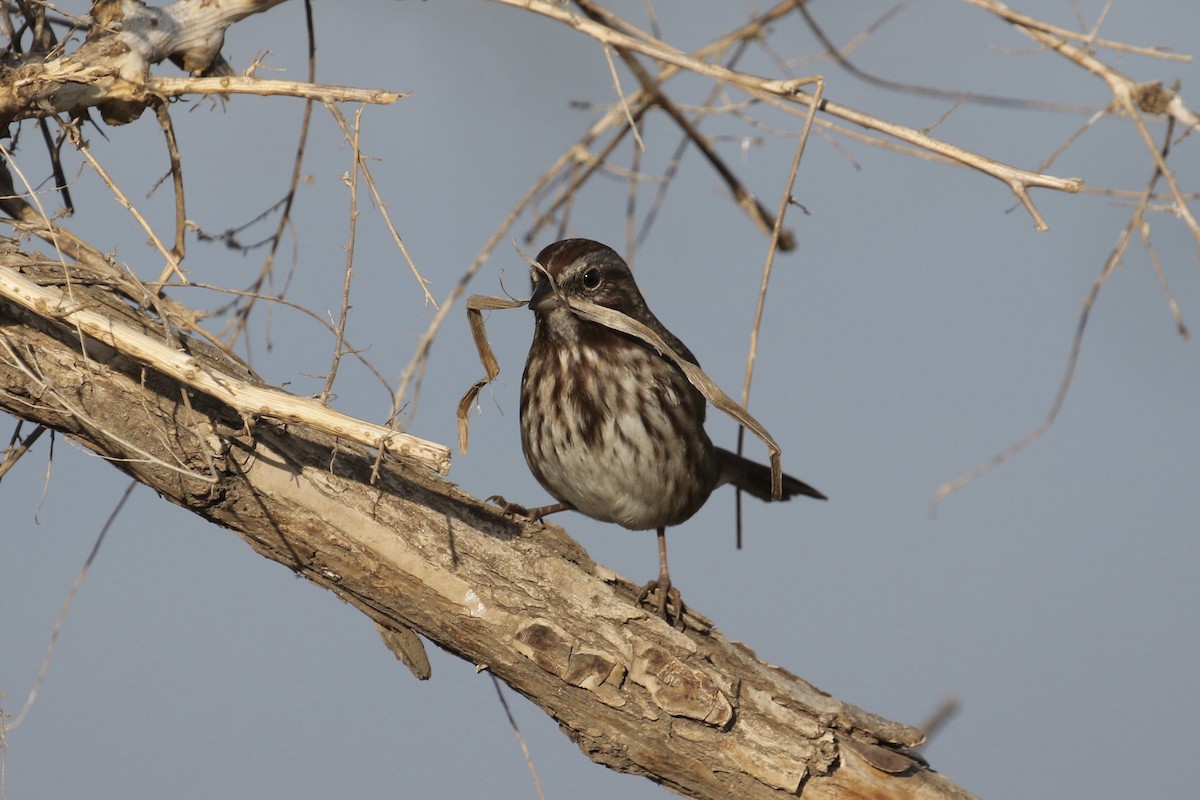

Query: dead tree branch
<box><xmin>0</xmin><ymin>240</ymin><xmax>976</xmax><ymax>799</ymax></box>
<box><xmin>0</xmin><ymin>0</ymin><xmax>399</xmax><ymax>127</ymax></box>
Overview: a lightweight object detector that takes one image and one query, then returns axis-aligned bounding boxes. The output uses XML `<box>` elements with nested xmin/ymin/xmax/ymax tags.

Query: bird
<box><xmin>513</xmin><ymin>238</ymin><xmax>825</xmax><ymax>624</ymax></box>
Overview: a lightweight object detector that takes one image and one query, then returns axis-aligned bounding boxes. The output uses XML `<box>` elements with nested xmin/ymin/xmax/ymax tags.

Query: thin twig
<box><xmin>387</xmin><ymin>157</ymin><xmax>575</xmax><ymax>433</ymax></box>
<box><xmin>351</xmin><ymin>143</ymin><xmax>437</xmax><ymax>311</ymax></box>
<box><xmin>524</xmin><ymin>1</ymin><xmax>813</xmax><ymax>245</ymax></box>
<box><xmin>600</xmin><ymin>42</ymin><xmax>646</xmax><ymax>152</ymax></box>
<box><xmin>0</xmin><ymin>422</ymin><xmax>46</xmax><ymax>481</ymax></box>
<box><xmin>151</xmin><ymin>99</ymin><xmax>187</xmax><ymax>262</ymax></box>
<box><xmin>636</xmin><ymin>36</ymin><xmax>756</xmax><ymax>248</ymax></box>
<box><xmin>496</xmin><ymin>0</ymin><xmax>1082</xmax><ymax>230</ymax></box>
<box><xmin>965</xmin><ymin>0</ymin><xmax>1192</xmax><ymax>62</ymax></box>
<box><xmin>73</xmin><ymin>139</ymin><xmax>187</xmax><ymax>284</ymax></box>
<box><xmin>795</xmin><ymin>0</ymin><xmax>1100</xmax><ymax>114</ymax></box>
<box><xmin>322</xmin><ymin>106</ymin><xmax>363</xmax><ymax>402</ymax></box>
<box><xmin>490</xmin><ymin>675</ymin><xmax>546</xmax><ymax>800</ymax></box>
<box><xmin>225</xmin><ymin>0</ymin><xmax>319</xmax><ymax>350</ymax></box>
<box><xmin>969</xmin><ymin>0</ymin><xmax>1200</xmax><ymax>246</ymax></box>
<box><xmin>5</xmin><ymin>480</ymin><xmax>137</xmax><ymax>732</ymax></box>
<box><xmin>320</xmin><ymin>99</ymin><xmax>438</xmax><ymax>311</ymax></box>
<box><xmin>932</xmin><ymin>119</ymin><xmax>1175</xmax><ymax>510</ymax></box>
<box><xmin>577</xmin><ymin>0</ymin><xmax>802</xmax><ymax>248</ymax></box>
<box><xmin>1140</xmin><ymin>218</ymin><xmax>1188</xmax><ymax>340</ymax></box>
<box><xmin>624</xmin><ymin>115</ymin><xmax>643</xmax><ymax>261</ymax></box>
<box><xmin>144</xmin><ymin>75</ymin><xmax>404</xmax><ymax>105</ymax></box>
<box><xmin>168</xmin><ymin>280</ymin><xmax>396</xmax><ymax>395</ymax></box>
<box><xmin>735</xmin><ymin>78</ymin><xmax>823</xmax><ymax>547</ymax></box>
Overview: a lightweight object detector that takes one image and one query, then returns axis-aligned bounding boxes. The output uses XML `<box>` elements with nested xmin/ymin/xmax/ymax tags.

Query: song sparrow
<box><xmin>516</xmin><ymin>238</ymin><xmax>825</xmax><ymax>623</ymax></box>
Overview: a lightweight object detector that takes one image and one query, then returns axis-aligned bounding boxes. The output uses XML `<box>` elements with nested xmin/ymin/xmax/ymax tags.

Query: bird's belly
<box><xmin>522</xmin><ymin>405</ymin><xmax>713</xmax><ymax>530</ymax></box>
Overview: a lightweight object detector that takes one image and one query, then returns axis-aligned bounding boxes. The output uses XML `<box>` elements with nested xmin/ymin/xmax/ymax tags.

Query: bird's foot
<box><xmin>636</xmin><ymin>577</ymin><xmax>686</xmax><ymax>630</ymax></box>
<box><xmin>487</xmin><ymin>495</ymin><xmax>531</xmax><ymax>518</ymax></box>
<box><xmin>486</xmin><ymin>497</ymin><xmax>571</xmax><ymax>524</ymax></box>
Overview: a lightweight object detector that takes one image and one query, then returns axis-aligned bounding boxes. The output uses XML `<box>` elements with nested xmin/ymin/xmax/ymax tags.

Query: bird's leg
<box><xmin>487</xmin><ymin>497</ymin><xmax>573</xmax><ymax>522</ymax></box>
<box><xmin>636</xmin><ymin>527</ymin><xmax>685</xmax><ymax>628</ymax></box>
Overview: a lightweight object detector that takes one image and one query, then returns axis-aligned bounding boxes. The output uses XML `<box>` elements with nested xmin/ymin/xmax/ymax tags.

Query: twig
<box><xmin>623</xmin><ymin>114</ymin><xmax>643</xmax><ymax>259</ymax></box>
<box><xmin>636</xmin><ymin>36</ymin><xmax>756</xmax><ymax>248</ymax></box>
<box><xmin>524</xmin><ymin>1</ymin><xmax>798</xmax><ymax>245</ymax></box>
<box><xmin>491</xmin><ymin>675</ymin><xmax>546</xmax><ymax>800</ymax></box>
<box><xmin>600</xmin><ymin>42</ymin><xmax>646</xmax><ymax>153</ymax></box>
<box><xmin>735</xmin><ymin>77</ymin><xmax>823</xmax><ymax>546</ymax></box>
<box><xmin>5</xmin><ymin>480</ymin><xmax>137</xmax><ymax>733</ymax></box>
<box><xmin>151</xmin><ymin>100</ymin><xmax>187</xmax><ymax>263</ymax></box>
<box><xmin>0</xmin><ymin>422</ymin><xmax>46</xmax><ymax>481</ymax></box>
<box><xmin>350</xmin><ymin>141</ymin><xmax>438</xmax><ymax>311</ymax></box>
<box><xmin>966</xmin><ymin>0</ymin><xmax>1199</xmax><ymax>241</ymax></box>
<box><xmin>225</xmin><ymin>0</ymin><xmax>318</xmax><ymax>350</ymax></box>
<box><xmin>73</xmin><ymin>138</ymin><xmax>188</xmax><ymax>284</ymax></box>
<box><xmin>168</xmin><ymin>280</ymin><xmax>395</xmax><ymax>395</ymax></box>
<box><xmin>146</xmin><ymin>75</ymin><xmax>404</xmax><ymax>105</ymax></box>
<box><xmin>388</xmin><ymin>169</ymin><xmax>565</xmax><ymax>431</ymax></box>
<box><xmin>495</xmin><ymin>0</ymin><xmax>1082</xmax><ymax>229</ymax></box>
<box><xmin>965</xmin><ymin>0</ymin><xmax>1192</xmax><ymax>62</ymax></box>
<box><xmin>322</xmin><ymin>106</ymin><xmax>363</xmax><ymax>402</ymax></box>
<box><xmin>933</xmin><ymin>118</ymin><xmax>1175</xmax><ymax>509</ymax></box>
<box><xmin>322</xmin><ymin>99</ymin><xmax>438</xmax><ymax>311</ymax></box>
<box><xmin>795</xmin><ymin>0</ymin><xmax>1100</xmax><ymax>114</ymax></box>
<box><xmin>1140</xmin><ymin>218</ymin><xmax>1188</xmax><ymax>339</ymax></box>
<box><xmin>577</xmin><ymin>0</ymin><xmax>801</xmax><ymax>248</ymax></box>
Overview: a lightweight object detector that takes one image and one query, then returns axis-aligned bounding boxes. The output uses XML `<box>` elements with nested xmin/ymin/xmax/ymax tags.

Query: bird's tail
<box><xmin>715</xmin><ymin>447</ymin><xmax>826</xmax><ymax>502</ymax></box>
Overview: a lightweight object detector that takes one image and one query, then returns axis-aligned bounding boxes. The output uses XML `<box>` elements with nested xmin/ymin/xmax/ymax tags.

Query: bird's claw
<box><xmin>487</xmin><ymin>497</ymin><xmax>572</xmax><ymax>526</ymax></box>
<box><xmin>637</xmin><ymin>578</ymin><xmax>686</xmax><ymax>630</ymax></box>
<box><xmin>487</xmin><ymin>495</ymin><xmax>532</xmax><ymax>518</ymax></box>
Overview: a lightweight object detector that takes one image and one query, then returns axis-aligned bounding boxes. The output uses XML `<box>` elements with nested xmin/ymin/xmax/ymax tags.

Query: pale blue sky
<box><xmin>3</xmin><ymin>2</ymin><xmax>1198</xmax><ymax>798</ymax></box>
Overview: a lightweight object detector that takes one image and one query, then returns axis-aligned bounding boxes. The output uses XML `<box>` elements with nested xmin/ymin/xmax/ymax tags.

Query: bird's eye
<box><xmin>581</xmin><ymin>268</ymin><xmax>602</xmax><ymax>290</ymax></box>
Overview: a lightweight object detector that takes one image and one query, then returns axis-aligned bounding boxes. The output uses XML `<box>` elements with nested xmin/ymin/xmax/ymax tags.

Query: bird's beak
<box><xmin>528</xmin><ymin>277</ymin><xmax>560</xmax><ymax>313</ymax></box>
